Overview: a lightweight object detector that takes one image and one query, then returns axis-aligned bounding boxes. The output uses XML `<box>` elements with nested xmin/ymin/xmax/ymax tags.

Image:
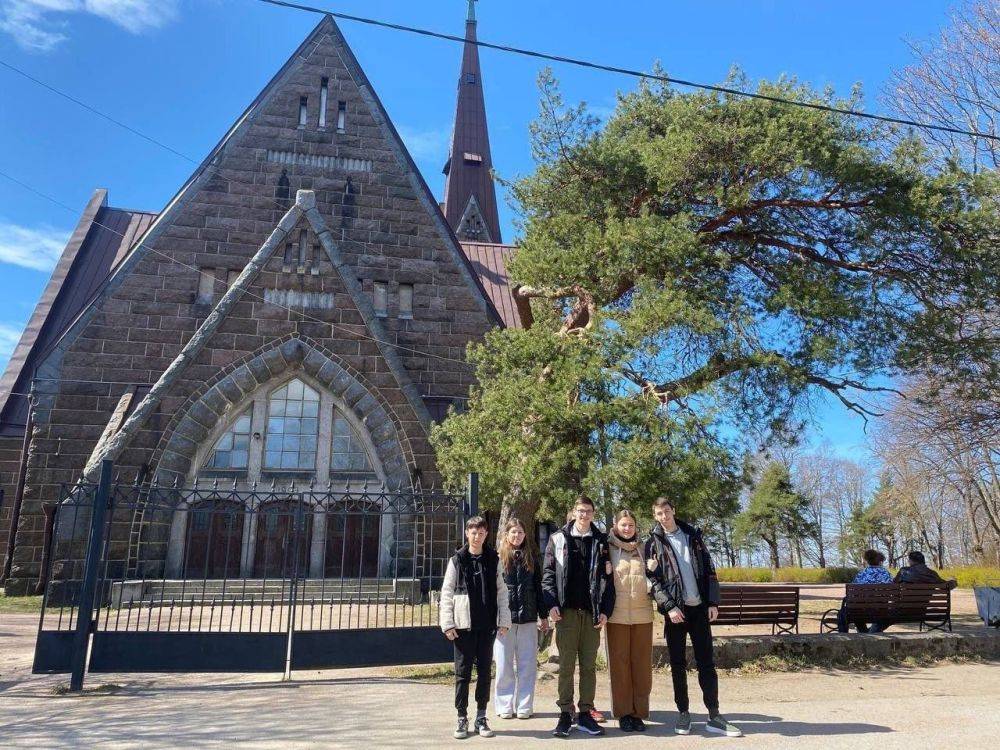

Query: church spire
<box><xmin>443</xmin><ymin>0</ymin><xmax>502</xmax><ymax>243</ymax></box>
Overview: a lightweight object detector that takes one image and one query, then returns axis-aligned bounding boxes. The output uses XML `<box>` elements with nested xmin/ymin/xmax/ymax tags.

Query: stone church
<box><xmin>0</xmin><ymin>7</ymin><xmax>529</xmax><ymax>594</ymax></box>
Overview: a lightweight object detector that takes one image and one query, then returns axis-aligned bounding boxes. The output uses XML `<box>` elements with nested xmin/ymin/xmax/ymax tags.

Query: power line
<box><xmin>254</xmin><ymin>0</ymin><xmax>1000</xmax><ymax>144</ymax></box>
<box><xmin>0</xmin><ymin>60</ymin><xmax>197</xmax><ymax>164</ymax></box>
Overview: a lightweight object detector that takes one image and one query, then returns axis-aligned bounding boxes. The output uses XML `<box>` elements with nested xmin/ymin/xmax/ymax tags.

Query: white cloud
<box><xmin>398</xmin><ymin>125</ymin><xmax>451</xmax><ymax>162</ymax></box>
<box><xmin>0</xmin><ymin>321</ymin><xmax>25</xmax><ymax>372</ymax></box>
<box><xmin>0</xmin><ymin>0</ymin><xmax>177</xmax><ymax>52</ymax></box>
<box><xmin>0</xmin><ymin>220</ymin><xmax>69</xmax><ymax>271</ymax></box>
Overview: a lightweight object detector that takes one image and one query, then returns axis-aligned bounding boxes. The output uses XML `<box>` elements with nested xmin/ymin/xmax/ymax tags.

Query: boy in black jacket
<box><xmin>644</xmin><ymin>496</ymin><xmax>741</xmax><ymax>738</ymax></box>
<box><xmin>542</xmin><ymin>495</ymin><xmax>615</xmax><ymax>738</ymax></box>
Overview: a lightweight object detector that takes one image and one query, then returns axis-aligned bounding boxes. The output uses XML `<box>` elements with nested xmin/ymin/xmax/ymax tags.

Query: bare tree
<box><xmin>888</xmin><ymin>0</ymin><xmax>1000</xmax><ymax>171</ymax></box>
<box><xmin>873</xmin><ymin>378</ymin><xmax>1000</xmax><ymax>565</ymax></box>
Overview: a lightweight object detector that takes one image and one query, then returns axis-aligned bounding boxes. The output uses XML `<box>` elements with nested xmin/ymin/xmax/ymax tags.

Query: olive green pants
<box><xmin>556</xmin><ymin>607</ymin><xmax>601</xmax><ymax>713</ymax></box>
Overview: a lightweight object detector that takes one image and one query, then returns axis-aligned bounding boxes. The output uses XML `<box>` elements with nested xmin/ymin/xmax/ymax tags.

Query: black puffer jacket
<box><xmin>644</xmin><ymin>520</ymin><xmax>721</xmax><ymax>614</ymax></box>
<box><xmin>502</xmin><ymin>549</ymin><xmax>546</xmax><ymax>624</ymax></box>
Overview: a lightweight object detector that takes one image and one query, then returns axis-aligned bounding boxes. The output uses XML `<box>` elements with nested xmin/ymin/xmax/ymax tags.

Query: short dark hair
<box><xmin>652</xmin><ymin>496</ymin><xmax>675</xmax><ymax>510</ymax></box>
<box><xmin>574</xmin><ymin>495</ymin><xmax>595</xmax><ymax>510</ymax></box>
<box><xmin>908</xmin><ymin>550</ymin><xmax>925</xmax><ymax>565</ymax></box>
<box><xmin>466</xmin><ymin>516</ymin><xmax>488</xmax><ymax>531</ymax></box>
<box><xmin>863</xmin><ymin>549</ymin><xmax>885</xmax><ymax>567</ymax></box>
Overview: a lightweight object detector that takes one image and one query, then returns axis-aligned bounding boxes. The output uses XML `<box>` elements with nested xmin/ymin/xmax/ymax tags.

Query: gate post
<box><xmin>466</xmin><ymin>473</ymin><xmax>479</xmax><ymax>518</ymax></box>
<box><xmin>69</xmin><ymin>459</ymin><xmax>113</xmax><ymax>692</ymax></box>
<box><xmin>283</xmin><ymin>493</ymin><xmax>305</xmax><ymax>681</ymax></box>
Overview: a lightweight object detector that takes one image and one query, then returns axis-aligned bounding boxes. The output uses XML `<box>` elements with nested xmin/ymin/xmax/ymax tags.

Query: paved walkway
<box><xmin>2</xmin><ymin>613</ymin><xmax>998</xmax><ymax>748</ymax></box>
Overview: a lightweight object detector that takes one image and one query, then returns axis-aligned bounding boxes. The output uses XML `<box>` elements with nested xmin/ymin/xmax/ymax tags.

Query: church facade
<box><xmin>0</xmin><ymin>9</ymin><xmax>524</xmax><ymax>594</ymax></box>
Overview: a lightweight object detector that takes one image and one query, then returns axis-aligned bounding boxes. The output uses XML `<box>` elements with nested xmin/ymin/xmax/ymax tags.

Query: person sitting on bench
<box><xmin>837</xmin><ymin>549</ymin><xmax>891</xmax><ymax>633</ymax></box>
<box><xmin>871</xmin><ymin>551</ymin><xmax>957</xmax><ymax>633</ymax></box>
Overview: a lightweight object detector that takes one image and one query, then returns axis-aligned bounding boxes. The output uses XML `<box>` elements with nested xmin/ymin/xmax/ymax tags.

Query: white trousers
<box><xmin>493</xmin><ymin>621</ymin><xmax>538</xmax><ymax>715</ymax></box>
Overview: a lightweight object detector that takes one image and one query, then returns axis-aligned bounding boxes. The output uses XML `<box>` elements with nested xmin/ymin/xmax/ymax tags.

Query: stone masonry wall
<box><xmin>5</xmin><ymin>20</ymin><xmax>497</xmax><ymax>593</ymax></box>
<box><xmin>0</xmin><ymin>435</ymin><xmax>23</xmax><ymax>572</ymax></box>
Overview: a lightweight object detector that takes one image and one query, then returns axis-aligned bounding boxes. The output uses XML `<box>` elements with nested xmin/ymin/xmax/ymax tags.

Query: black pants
<box><xmin>836</xmin><ymin>607</ymin><xmax>870</xmax><ymax>633</ymax></box>
<box><xmin>454</xmin><ymin>628</ymin><xmax>496</xmax><ymax>717</ymax></box>
<box><xmin>664</xmin><ymin>603</ymin><xmax>719</xmax><ymax>714</ymax></box>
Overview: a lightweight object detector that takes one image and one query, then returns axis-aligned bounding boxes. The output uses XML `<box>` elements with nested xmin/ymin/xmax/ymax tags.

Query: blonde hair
<box><xmin>498</xmin><ymin>518</ymin><xmax>536</xmax><ymax>573</ymax></box>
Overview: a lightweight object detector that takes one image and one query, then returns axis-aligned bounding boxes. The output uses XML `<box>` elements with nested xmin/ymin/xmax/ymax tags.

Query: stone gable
<box><xmin>5</xmin><ymin>17</ymin><xmax>498</xmax><ymax>594</ymax></box>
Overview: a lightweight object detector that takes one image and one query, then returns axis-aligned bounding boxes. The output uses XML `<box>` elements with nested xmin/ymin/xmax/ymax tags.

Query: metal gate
<box><xmin>32</xmin><ymin>461</ymin><xmax>473</xmax><ymax>682</ymax></box>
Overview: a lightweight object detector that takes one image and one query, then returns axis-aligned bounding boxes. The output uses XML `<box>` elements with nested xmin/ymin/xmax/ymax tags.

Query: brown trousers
<box><xmin>606</xmin><ymin>621</ymin><xmax>653</xmax><ymax>719</ymax></box>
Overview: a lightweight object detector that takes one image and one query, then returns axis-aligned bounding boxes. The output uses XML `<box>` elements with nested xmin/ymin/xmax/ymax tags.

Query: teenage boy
<box><xmin>644</xmin><ymin>496</ymin><xmax>742</xmax><ymax>738</ymax></box>
<box><xmin>441</xmin><ymin>516</ymin><xmax>512</xmax><ymax>739</ymax></box>
<box><xmin>542</xmin><ymin>495</ymin><xmax>615</xmax><ymax>738</ymax></box>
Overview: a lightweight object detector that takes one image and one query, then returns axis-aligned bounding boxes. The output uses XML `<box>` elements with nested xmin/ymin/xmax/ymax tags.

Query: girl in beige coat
<box><xmin>606</xmin><ymin>509</ymin><xmax>654</xmax><ymax>732</ymax></box>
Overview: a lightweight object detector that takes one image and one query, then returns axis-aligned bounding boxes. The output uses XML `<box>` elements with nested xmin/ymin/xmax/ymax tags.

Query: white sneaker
<box><xmin>516</xmin><ymin>711</ymin><xmax>532</xmax><ymax>720</ymax></box>
<box><xmin>498</xmin><ymin>712</ymin><xmax>514</xmax><ymax>720</ymax></box>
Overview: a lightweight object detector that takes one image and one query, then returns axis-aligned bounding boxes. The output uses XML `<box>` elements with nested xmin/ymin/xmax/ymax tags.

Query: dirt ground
<box><xmin>2</xmin><ymin>606</ymin><xmax>999</xmax><ymax>749</ymax></box>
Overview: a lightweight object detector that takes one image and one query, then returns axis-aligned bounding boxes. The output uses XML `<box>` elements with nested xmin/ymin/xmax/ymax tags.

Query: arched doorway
<box><xmin>253</xmin><ymin>501</ymin><xmax>313</xmax><ymax>578</ymax></box>
<box><xmin>324</xmin><ymin>500</ymin><xmax>381</xmax><ymax>578</ymax></box>
<box><xmin>183</xmin><ymin>499</ymin><xmax>244</xmax><ymax>579</ymax></box>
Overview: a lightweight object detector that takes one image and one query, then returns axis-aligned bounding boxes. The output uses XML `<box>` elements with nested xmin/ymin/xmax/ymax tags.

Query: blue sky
<box><xmin>0</xmin><ymin>0</ymin><xmax>955</xmax><ymax>459</ymax></box>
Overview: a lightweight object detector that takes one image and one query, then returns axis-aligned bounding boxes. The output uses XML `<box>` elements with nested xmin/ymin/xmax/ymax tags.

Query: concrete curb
<box><xmin>651</xmin><ymin>629</ymin><xmax>1000</xmax><ymax>669</ymax></box>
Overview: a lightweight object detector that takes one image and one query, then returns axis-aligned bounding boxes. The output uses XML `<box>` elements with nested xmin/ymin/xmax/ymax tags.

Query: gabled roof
<box><xmin>84</xmin><ymin>190</ymin><xmax>433</xmax><ymax>480</ymax></box>
<box><xmin>32</xmin><ymin>15</ymin><xmax>505</xmax><ymax>384</ymax></box>
<box><xmin>0</xmin><ymin>190</ymin><xmax>155</xmax><ymax>435</ymax></box>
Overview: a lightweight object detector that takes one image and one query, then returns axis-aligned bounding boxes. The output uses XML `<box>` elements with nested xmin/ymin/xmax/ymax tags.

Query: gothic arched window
<box><xmin>264</xmin><ymin>379</ymin><xmax>320</xmax><ymax>470</ymax></box>
<box><xmin>331</xmin><ymin>409</ymin><xmax>376</xmax><ymax>477</ymax></box>
<box><xmin>204</xmin><ymin>411</ymin><xmax>252</xmax><ymax>470</ymax></box>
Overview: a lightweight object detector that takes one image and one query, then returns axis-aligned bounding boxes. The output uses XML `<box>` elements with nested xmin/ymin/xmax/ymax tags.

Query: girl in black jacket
<box><xmin>493</xmin><ymin>518</ymin><xmax>548</xmax><ymax>719</ymax></box>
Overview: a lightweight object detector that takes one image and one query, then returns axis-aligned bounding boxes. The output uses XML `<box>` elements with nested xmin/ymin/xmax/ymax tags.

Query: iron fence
<box><xmin>34</xmin><ymin>463</ymin><xmax>475</xmax><ymax>679</ymax></box>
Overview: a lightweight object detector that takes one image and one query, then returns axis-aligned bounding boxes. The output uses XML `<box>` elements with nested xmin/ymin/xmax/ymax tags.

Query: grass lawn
<box><xmin>0</xmin><ymin>591</ymin><xmax>44</xmax><ymax>614</ymax></box>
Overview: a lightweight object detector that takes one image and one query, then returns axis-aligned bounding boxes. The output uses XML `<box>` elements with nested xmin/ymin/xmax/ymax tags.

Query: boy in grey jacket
<box><xmin>440</xmin><ymin>516</ymin><xmax>512</xmax><ymax>739</ymax></box>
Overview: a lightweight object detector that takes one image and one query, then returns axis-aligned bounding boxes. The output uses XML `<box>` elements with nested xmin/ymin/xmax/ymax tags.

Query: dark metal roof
<box><xmin>460</xmin><ymin>242</ymin><xmax>524</xmax><ymax>329</ymax></box>
<box><xmin>442</xmin><ymin>16</ymin><xmax>502</xmax><ymax>245</ymax></box>
<box><xmin>0</xmin><ymin>191</ymin><xmax>156</xmax><ymax>436</ymax></box>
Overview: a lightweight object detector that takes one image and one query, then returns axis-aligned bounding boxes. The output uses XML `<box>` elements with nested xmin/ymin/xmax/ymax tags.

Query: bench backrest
<box><xmin>715</xmin><ymin>585</ymin><xmax>799</xmax><ymax>626</ymax></box>
<box><xmin>843</xmin><ymin>583</ymin><xmax>950</xmax><ymax>622</ymax></box>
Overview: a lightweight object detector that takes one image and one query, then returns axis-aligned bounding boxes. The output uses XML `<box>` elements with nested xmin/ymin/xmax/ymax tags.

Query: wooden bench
<box><xmin>715</xmin><ymin>585</ymin><xmax>800</xmax><ymax>635</ymax></box>
<box><xmin>820</xmin><ymin>583</ymin><xmax>952</xmax><ymax>633</ymax></box>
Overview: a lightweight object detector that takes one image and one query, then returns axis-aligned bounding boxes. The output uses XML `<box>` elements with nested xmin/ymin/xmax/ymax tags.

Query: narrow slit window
<box><xmin>226</xmin><ymin>269</ymin><xmax>241</xmax><ymax>289</ymax></box>
<box><xmin>197</xmin><ymin>268</ymin><xmax>216</xmax><ymax>303</ymax></box>
<box><xmin>298</xmin><ymin>96</ymin><xmax>308</xmax><ymax>127</ymax></box>
<box><xmin>399</xmin><ymin>284</ymin><xmax>414</xmax><ymax>319</ymax></box>
<box><xmin>336</xmin><ymin>101</ymin><xmax>346</xmax><ymax>133</ymax></box>
<box><xmin>373</xmin><ymin>281</ymin><xmax>388</xmax><ymax>317</ymax></box>
<box><xmin>319</xmin><ymin>78</ymin><xmax>329</xmax><ymax>128</ymax></box>
<box><xmin>297</xmin><ymin>229</ymin><xmax>308</xmax><ymax>266</ymax></box>
<box><xmin>283</xmin><ymin>242</ymin><xmax>296</xmax><ymax>266</ymax></box>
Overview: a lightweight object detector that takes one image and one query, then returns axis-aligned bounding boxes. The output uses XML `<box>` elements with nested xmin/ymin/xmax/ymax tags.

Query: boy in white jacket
<box><xmin>440</xmin><ymin>516</ymin><xmax>512</xmax><ymax>739</ymax></box>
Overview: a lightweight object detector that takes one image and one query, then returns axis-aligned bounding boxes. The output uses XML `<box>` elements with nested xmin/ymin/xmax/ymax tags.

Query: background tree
<box><xmin>888</xmin><ymin>0</ymin><xmax>1000</xmax><ymax>172</ymax></box>
<box><xmin>432</xmin><ymin>68</ymin><xmax>1000</xmax><ymax>526</ymax></box>
<box><xmin>734</xmin><ymin>462</ymin><xmax>815</xmax><ymax>568</ymax></box>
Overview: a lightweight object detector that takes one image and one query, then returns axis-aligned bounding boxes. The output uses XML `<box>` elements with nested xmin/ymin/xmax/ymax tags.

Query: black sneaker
<box><xmin>631</xmin><ymin>717</ymin><xmax>647</xmax><ymax>732</ymax></box>
<box><xmin>706</xmin><ymin>714</ymin><xmax>743</xmax><ymax>737</ymax></box>
<box><xmin>454</xmin><ymin>716</ymin><xmax>469</xmax><ymax>739</ymax></box>
<box><xmin>674</xmin><ymin>711</ymin><xmax>691</xmax><ymax>735</ymax></box>
<box><xmin>576</xmin><ymin>711</ymin><xmax>605</xmax><ymax>736</ymax></box>
<box><xmin>474</xmin><ymin>717</ymin><xmax>495</xmax><ymax>738</ymax></box>
<box><xmin>618</xmin><ymin>715</ymin><xmax>635</xmax><ymax>732</ymax></box>
<box><xmin>552</xmin><ymin>712</ymin><xmax>573</xmax><ymax>738</ymax></box>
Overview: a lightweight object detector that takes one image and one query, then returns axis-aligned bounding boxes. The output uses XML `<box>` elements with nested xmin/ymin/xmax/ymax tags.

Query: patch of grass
<box><xmin>722</xmin><ymin>650</ymin><xmax>987</xmax><ymax>677</ymax></box>
<box><xmin>0</xmin><ymin>591</ymin><xmax>43</xmax><ymax>614</ymax></box>
<box><xmin>386</xmin><ymin>663</ymin><xmax>460</xmax><ymax>683</ymax></box>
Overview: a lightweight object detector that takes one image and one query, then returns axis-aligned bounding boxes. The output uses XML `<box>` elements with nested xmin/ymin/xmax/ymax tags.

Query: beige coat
<box><xmin>608</xmin><ymin>544</ymin><xmax>654</xmax><ymax>625</ymax></box>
